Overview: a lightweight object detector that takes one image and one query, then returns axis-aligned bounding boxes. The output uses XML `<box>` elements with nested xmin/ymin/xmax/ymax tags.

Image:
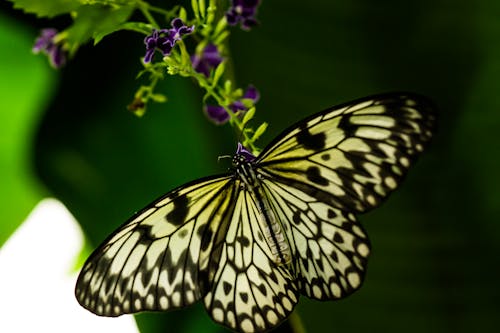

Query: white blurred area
<box><xmin>0</xmin><ymin>198</ymin><xmax>139</xmax><ymax>333</ymax></box>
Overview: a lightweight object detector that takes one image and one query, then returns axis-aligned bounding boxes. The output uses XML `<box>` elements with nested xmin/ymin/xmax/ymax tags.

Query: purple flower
<box><xmin>143</xmin><ymin>18</ymin><xmax>194</xmax><ymax>63</ymax></box>
<box><xmin>226</xmin><ymin>0</ymin><xmax>261</xmax><ymax>30</ymax></box>
<box><xmin>236</xmin><ymin>142</ymin><xmax>257</xmax><ymax>162</ymax></box>
<box><xmin>144</xmin><ymin>29</ymin><xmax>172</xmax><ymax>63</ymax></box>
<box><xmin>169</xmin><ymin>18</ymin><xmax>195</xmax><ymax>42</ymax></box>
<box><xmin>205</xmin><ymin>85</ymin><xmax>260</xmax><ymax>125</ymax></box>
<box><xmin>191</xmin><ymin>44</ymin><xmax>223</xmax><ymax>77</ymax></box>
<box><xmin>32</xmin><ymin>28</ymin><xmax>66</xmax><ymax>68</ymax></box>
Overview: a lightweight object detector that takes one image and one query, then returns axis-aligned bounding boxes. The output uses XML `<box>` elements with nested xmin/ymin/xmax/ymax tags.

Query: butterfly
<box><xmin>75</xmin><ymin>92</ymin><xmax>435</xmax><ymax>333</ymax></box>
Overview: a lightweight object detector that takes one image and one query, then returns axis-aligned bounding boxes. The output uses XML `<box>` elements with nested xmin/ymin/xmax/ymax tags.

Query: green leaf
<box><xmin>0</xmin><ymin>12</ymin><xmax>56</xmax><ymax>246</ymax></box>
<box><xmin>206</xmin><ymin>2</ymin><xmax>216</xmax><ymax>25</ymax></box>
<box><xmin>241</xmin><ymin>107</ymin><xmax>255</xmax><ymax>127</ymax></box>
<box><xmin>212</xmin><ymin>61</ymin><xmax>225</xmax><ymax>87</ymax></box>
<box><xmin>198</xmin><ymin>0</ymin><xmax>206</xmax><ymax>19</ymax></box>
<box><xmin>191</xmin><ymin>0</ymin><xmax>200</xmax><ymax>20</ymax></box>
<box><xmin>150</xmin><ymin>93</ymin><xmax>167</xmax><ymax>103</ymax></box>
<box><xmin>94</xmin><ymin>21</ymin><xmax>151</xmax><ymax>45</ymax></box>
<box><xmin>252</xmin><ymin>122</ymin><xmax>268</xmax><ymax>142</ymax></box>
<box><xmin>223</xmin><ymin>79</ymin><xmax>232</xmax><ymax>94</ymax></box>
<box><xmin>65</xmin><ymin>4</ymin><xmax>134</xmax><ymax>53</ymax></box>
<box><xmin>6</xmin><ymin>0</ymin><xmax>81</xmax><ymax>18</ymax></box>
<box><xmin>213</xmin><ymin>17</ymin><xmax>227</xmax><ymax>39</ymax></box>
<box><xmin>214</xmin><ymin>30</ymin><xmax>229</xmax><ymax>44</ymax></box>
<box><xmin>178</xmin><ymin>6</ymin><xmax>188</xmax><ymax>23</ymax></box>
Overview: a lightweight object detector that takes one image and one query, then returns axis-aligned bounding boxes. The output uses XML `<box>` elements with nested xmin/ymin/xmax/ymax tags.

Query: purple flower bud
<box><xmin>236</xmin><ymin>142</ymin><xmax>257</xmax><ymax>162</ymax></box>
<box><xmin>191</xmin><ymin>44</ymin><xmax>223</xmax><ymax>77</ymax></box>
<box><xmin>33</xmin><ymin>28</ymin><xmax>66</xmax><ymax>69</ymax></box>
<box><xmin>226</xmin><ymin>0</ymin><xmax>261</xmax><ymax>30</ymax></box>
<box><xmin>204</xmin><ymin>85</ymin><xmax>260</xmax><ymax>125</ymax></box>
<box><xmin>205</xmin><ymin>105</ymin><xmax>231</xmax><ymax>124</ymax></box>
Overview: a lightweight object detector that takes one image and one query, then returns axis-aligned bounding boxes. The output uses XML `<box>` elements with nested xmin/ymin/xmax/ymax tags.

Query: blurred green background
<box><xmin>1</xmin><ymin>0</ymin><xmax>499</xmax><ymax>332</ymax></box>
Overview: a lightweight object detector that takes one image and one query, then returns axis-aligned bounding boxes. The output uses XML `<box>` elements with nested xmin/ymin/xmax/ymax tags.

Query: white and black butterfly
<box><xmin>75</xmin><ymin>92</ymin><xmax>435</xmax><ymax>333</ymax></box>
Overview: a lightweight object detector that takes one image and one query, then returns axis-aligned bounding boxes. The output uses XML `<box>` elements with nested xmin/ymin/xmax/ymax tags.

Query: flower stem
<box><xmin>137</xmin><ymin>1</ymin><xmax>159</xmax><ymax>28</ymax></box>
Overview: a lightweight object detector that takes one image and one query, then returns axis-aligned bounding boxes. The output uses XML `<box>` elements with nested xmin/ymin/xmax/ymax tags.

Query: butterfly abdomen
<box><xmin>236</xmin><ymin>157</ymin><xmax>292</xmax><ymax>265</ymax></box>
<box><xmin>253</xmin><ymin>187</ymin><xmax>291</xmax><ymax>265</ymax></box>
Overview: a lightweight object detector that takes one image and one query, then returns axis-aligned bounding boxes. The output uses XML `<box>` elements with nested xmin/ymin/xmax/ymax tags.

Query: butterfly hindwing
<box><xmin>256</xmin><ymin>93</ymin><xmax>435</xmax><ymax>213</ymax></box>
<box><xmin>204</xmin><ymin>187</ymin><xmax>299</xmax><ymax>332</ymax></box>
<box><xmin>75</xmin><ymin>175</ymin><xmax>236</xmax><ymax>316</ymax></box>
<box><xmin>261</xmin><ymin>178</ymin><xmax>370</xmax><ymax>300</ymax></box>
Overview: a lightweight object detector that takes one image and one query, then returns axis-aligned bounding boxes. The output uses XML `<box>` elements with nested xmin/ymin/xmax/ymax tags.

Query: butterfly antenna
<box><xmin>217</xmin><ymin>155</ymin><xmax>232</xmax><ymax>163</ymax></box>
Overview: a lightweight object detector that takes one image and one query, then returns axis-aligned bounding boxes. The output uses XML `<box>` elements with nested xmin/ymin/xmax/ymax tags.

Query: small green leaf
<box><xmin>212</xmin><ymin>61</ymin><xmax>226</xmax><ymax>87</ymax></box>
<box><xmin>239</xmin><ymin>98</ymin><xmax>255</xmax><ymax>108</ymax></box>
<box><xmin>198</xmin><ymin>0</ymin><xmax>206</xmax><ymax>19</ymax></box>
<box><xmin>206</xmin><ymin>4</ymin><xmax>216</xmax><ymax>25</ymax></box>
<box><xmin>179</xmin><ymin>6</ymin><xmax>188</xmax><ymax>22</ymax></box>
<box><xmin>224</xmin><ymin>80</ymin><xmax>232</xmax><ymax>94</ymax></box>
<box><xmin>150</xmin><ymin>93</ymin><xmax>167</xmax><ymax>103</ymax></box>
<box><xmin>252</xmin><ymin>122</ymin><xmax>268</xmax><ymax>142</ymax></box>
<box><xmin>213</xmin><ymin>17</ymin><xmax>227</xmax><ymax>39</ymax></box>
<box><xmin>6</xmin><ymin>0</ymin><xmax>81</xmax><ymax>18</ymax></box>
<box><xmin>191</xmin><ymin>0</ymin><xmax>200</xmax><ymax>20</ymax></box>
<box><xmin>241</xmin><ymin>107</ymin><xmax>255</xmax><ymax>127</ymax></box>
<box><xmin>214</xmin><ymin>30</ymin><xmax>229</xmax><ymax>44</ymax></box>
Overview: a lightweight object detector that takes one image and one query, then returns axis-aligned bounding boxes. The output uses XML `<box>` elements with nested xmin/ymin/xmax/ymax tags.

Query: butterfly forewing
<box><xmin>256</xmin><ymin>93</ymin><xmax>435</xmax><ymax>213</ymax></box>
<box><xmin>75</xmin><ymin>175</ymin><xmax>235</xmax><ymax>316</ymax></box>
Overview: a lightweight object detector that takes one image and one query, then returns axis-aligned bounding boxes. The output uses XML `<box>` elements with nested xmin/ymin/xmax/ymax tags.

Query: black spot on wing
<box><xmin>223</xmin><ymin>281</ymin><xmax>232</xmax><ymax>295</ymax></box>
<box><xmin>166</xmin><ymin>195</ymin><xmax>189</xmax><ymax>225</ymax></box>
<box><xmin>333</xmin><ymin>232</ymin><xmax>344</xmax><ymax>243</ymax></box>
<box><xmin>306</xmin><ymin>166</ymin><xmax>329</xmax><ymax>186</ymax></box>
<box><xmin>178</xmin><ymin>229</ymin><xmax>188</xmax><ymax>238</ymax></box>
<box><xmin>239</xmin><ymin>292</ymin><xmax>248</xmax><ymax>303</ymax></box>
<box><xmin>296</xmin><ymin>126</ymin><xmax>326</xmax><ymax>150</ymax></box>
<box><xmin>200</xmin><ymin>227</ymin><xmax>213</xmax><ymax>251</ymax></box>
<box><xmin>236</xmin><ymin>235</ymin><xmax>250</xmax><ymax>247</ymax></box>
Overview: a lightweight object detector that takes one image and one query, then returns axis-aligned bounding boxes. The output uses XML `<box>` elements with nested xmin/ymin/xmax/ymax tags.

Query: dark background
<box><xmin>1</xmin><ymin>0</ymin><xmax>499</xmax><ymax>332</ymax></box>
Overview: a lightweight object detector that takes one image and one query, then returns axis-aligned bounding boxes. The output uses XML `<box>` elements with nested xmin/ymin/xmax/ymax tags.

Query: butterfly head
<box><xmin>234</xmin><ymin>142</ymin><xmax>257</xmax><ymax>165</ymax></box>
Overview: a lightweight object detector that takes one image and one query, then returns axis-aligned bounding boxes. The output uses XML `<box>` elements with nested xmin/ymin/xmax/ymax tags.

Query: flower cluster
<box><xmin>32</xmin><ymin>28</ymin><xmax>66</xmax><ymax>68</ymax></box>
<box><xmin>144</xmin><ymin>18</ymin><xmax>194</xmax><ymax>63</ymax></box>
<box><xmin>225</xmin><ymin>0</ymin><xmax>261</xmax><ymax>30</ymax></box>
<box><xmin>205</xmin><ymin>85</ymin><xmax>259</xmax><ymax>124</ymax></box>
<box><xmin>31</xmin><ymin>1</ymin><xmax>265</xmax><ymax>151</ymax></box>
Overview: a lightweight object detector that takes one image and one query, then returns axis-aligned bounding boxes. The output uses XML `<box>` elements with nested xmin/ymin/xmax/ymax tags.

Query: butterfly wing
<box><xmin>261</xmin><ymin>178</ymin><xmax>370</xmax><ymax>300</ymax></box>
<box><xmin>75</xmin><ymin>175</ymin><xmax>237</xmax><ymax>316</ymax></box>
<box><xmin>256</xmin><ymin>92</ymin><xmax>435</xmax><ymax>213</ymax></box>
<box><xmin>203</xmin><ymin>186</ymin><xmax>299</xmax><ymax>332</ymax></box>
<box><xmin>255</xmin><ymin>93</ymin><xmax>435</xmax><ymax>299</ymax></box>
<box><xmin>75</xmin><ymin>173</ymin><xmax>299</xmax><ymax>332</ymax></box>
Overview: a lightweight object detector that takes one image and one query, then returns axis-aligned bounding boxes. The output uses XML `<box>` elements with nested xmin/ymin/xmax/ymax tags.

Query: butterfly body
<box><xmin>233</xmin><ymin>153</ymin><xmax>292</xmax><ymax>265</ymax></box>
<box><xmin>76</xmin><ymin>93</ymin><xmax>435</xmax><ymax>333</ymax></box>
